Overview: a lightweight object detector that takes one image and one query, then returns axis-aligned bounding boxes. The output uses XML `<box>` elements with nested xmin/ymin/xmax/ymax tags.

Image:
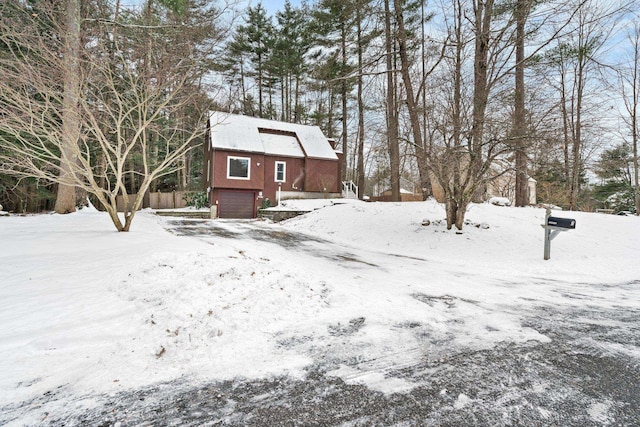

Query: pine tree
<box><xmin>313</xmin><ymin>0</ymin><xmax>356</xmax><ymax>182</ymax></box>
<box><xmin>236</xmin><ymin>3</ymin><xmax>274</xmax><ymax>118</ymax></box>
<box><xmin>271</xmin><ymin>0</ymin><xmax>313</xmax><ymax>122</ymax></box>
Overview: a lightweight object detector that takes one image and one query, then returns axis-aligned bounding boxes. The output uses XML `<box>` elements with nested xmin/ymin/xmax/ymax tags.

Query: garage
<box><xmin>218</xmin><ymin>191</ymin><xmax>256</xmax><ymax>218</ymax></box>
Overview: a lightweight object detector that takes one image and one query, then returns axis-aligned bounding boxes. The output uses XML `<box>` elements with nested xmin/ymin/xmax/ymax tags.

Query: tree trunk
<box><xmin>294</xmin><ymin>74</ymin><xmax>300</xmax><ymax>123</ymax></box>
<box><xmin>54</xmin><ymin>0</ymin><xmax>82</xmax><ymax>214</ymax></box>
<box><xmin>340</xmin><ymin>22</ymin><xmax>349</xmax><ymax>184</ymax></box>
<box><xmin>570</xmin><ymin>53</ymin><xmax>585</xmax><ymax>210</ymax></box>
<box><xmin>449</xmin><ymin>0</ymin><xmax>464</xmax><ymax>228</ymax></box>
<box><xmin>634</xmin><ymin>113</ymin><xmax>639</xmax><ymax>214</ymax></box>
<box><xmin>385</xmin><ymin>0</ymin><xmax>400</xmax><ymax>201</ymax></box>
<box><xmin>455</xmin><ymin>200</ymin><xmax>468</xmax><ymax>230</ymax></box>
<box><xmin>560</xmin><ymin>68</ymin><xmax>571</xmax><ymax>189</ymax></box>
<box><xmin>327</xmin><ymin>86</ymin><xmax>335</xmax><ymax>139</ymax></box>
<box><xmin>514</xmin><ymin>0</ymin><xmax>529</xmax><ymax>206</ymax></box>
<box><xmin>633</xmin><ymin>42</ymin><xmax>640</xmax><ymax>214</ymax></box>
<box><xmin>393</xmin><ymin>0</ymin><xmax>424</xmax><ymax>200</ymax></box>
<box><xmin>356</xmin><ymin>2</ymin><xmax>365</xmax><ymax>198</ymax></box>
<box><xmin>471</xmin><ymin>0</ymin><xmax>492</xmax><ymax>173</ymax></box>
<box><xmin>258</xmin><ymin>53</ymin><xmax>263</xmax><ymax>117</ymax></box>
<box><xmin>420</xmin><ymin>0</ymin><xmax>432</xmax><ymax>200</ymax></box>
<box><xmin>239</xmin><ymin>58</ymin><xmax>248</xmax><ymax>113</ymax></box>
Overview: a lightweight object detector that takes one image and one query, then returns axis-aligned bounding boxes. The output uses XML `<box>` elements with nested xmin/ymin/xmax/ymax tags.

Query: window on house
<box><xmin>275</xmin><ymin>161</ymin><xmax>286</xmax><ymax>182</ymax></box>
<box><xmin>227</xmin><ymin>156</ymin><xmax>250</xmax><ymax>180</ymax></box>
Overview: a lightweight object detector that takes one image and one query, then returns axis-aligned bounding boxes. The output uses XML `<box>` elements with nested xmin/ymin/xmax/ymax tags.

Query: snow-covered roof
<box><xmin>382</xmin><ymin>188</ymin><xmax>414</xmax><ymax>194</ymax></box>
<box><xmin>259</xmin><ymin>132</ymin><xmax>304</xmax><ymax>158</ymax></box>
<box><xmin>208</xmin><ymin>112</ymin><xmax>338</xmax><ymax>160</ymax></box>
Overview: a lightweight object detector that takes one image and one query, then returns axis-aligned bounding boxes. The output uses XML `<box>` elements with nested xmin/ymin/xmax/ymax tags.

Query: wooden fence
<box><xmin>116</xmin><ymin>191</ymin><xmax>190</xmax><ymax>212</ymax></box>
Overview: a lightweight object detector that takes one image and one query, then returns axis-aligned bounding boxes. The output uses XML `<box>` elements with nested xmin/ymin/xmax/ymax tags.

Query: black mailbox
<box><xmin>547</xmin><ymin>216</ymin><xmax>576</xmax><ymax>229</ymax></box>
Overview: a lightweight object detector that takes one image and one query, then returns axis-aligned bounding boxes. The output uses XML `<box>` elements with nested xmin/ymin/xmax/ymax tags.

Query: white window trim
<box><xmin>227</xmin><ymin>156</ymin><xmax>251</xmax><ymax>180</ymax></box>
<box><xmin>275</xmin><ymin>161</ymin><xmax>286</xmax><ymax>183</ymax></box>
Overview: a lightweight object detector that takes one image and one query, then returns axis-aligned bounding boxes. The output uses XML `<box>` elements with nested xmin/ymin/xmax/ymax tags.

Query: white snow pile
<box><xmin>488</xmin><ymin>196</ymin><xmax>512</xmax><ymax>206</ymax></box>
<box><xmin>284</xmin><ymin>200</ymin><xmax>639</xmax><ymax>283</ymax></box>
<box><xmin>1</xmin><ymin>200</ymin><xmax>639</xmax><ymax>424</ymax></box>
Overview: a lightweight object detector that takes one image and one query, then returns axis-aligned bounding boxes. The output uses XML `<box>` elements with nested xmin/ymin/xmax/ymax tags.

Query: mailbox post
<box><xmin>543</xmin><ymin>208</ymin><xmax>576</xmax><ymax>260</ymax></box>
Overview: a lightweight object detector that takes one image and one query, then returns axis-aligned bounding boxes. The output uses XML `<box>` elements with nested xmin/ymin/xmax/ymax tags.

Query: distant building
<box><xmin>373</xmin><ymin>188</ymin><xmax>423</xmax><ymax>202</ymax></box>
<box><xmin>430</xmin><ymin>159</ymin><xmax>537</xmax><ymax>206</ymax></box>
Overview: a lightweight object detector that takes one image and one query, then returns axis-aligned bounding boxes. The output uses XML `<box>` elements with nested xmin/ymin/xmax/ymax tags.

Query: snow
<box><xmin>259</xmin><ymin>131</ymin><xmax>305</xmax><ymax>158</ymax></box>
<box><xmin>284</xmin><ymin>201</ymin><xmax>639</xmax><ymax>285</ymax></box>
<box><xmin>263</xmin><ymin>197</ymin><xmax>357</xmax><ymax>211</ymax></box>
<box><xmin>1</xmin><ymin>200</ymin><xmax>639</xmax><ymax>424</ymax></box>
<box><xmin>488</xmin><ymin>196</ymin><xmax>512</xmax><ymax>206</ymax></box>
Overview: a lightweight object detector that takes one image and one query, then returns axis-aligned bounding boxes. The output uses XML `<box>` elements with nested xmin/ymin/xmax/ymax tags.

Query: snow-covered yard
<box><xmin>1</xmin><ymin>200</ymin><xmax>639</xmax><ymax>425</ymax></box>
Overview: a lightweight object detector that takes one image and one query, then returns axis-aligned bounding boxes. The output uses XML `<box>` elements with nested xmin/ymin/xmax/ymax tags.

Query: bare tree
<box><xmin>424</xmin><ymin>0</ymin><xmax>596</xmax><ymax>227</ymax></box>
<box><xmin>619</xmin><ymin>21</ymin><xmax>640</xmax><ymax>214</ymax></box>
<box><xmin>385</xmin><ymin>0</ymin><xmax>401</xmax><ymax>201</ymax></box>
<box><xmin>0</xmin><ymin>1</ymin><xmax>219</xmax><ymax>231</ymax></box>
<box><xmin>393</xmin><ymin>0</ymin><xmax>426</xmax><ymax>204</ymax></box>
<box><xmin>427</xmin><ymin>0</ymin><xmax>515</xmax><ymax>229</ymax></box>
<box><xmin>544</xmin><ymin>0</ymin><xmax>627</xmax><ymax>209</ymax></box>
<box><xmin>356</xmin><ymin>0</ymin><xmax>366</xmax><ymax>198</ymax></box>
<box><xmin>513</xmin><ymin>0</ymin><xmax>532</xmax><ymax>206</ymax></box>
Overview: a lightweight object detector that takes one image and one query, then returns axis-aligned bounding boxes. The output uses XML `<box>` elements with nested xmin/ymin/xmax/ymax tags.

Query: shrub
<box><xmin>183</xmin><ymin>191</ymin><xmax>209</xmax><ymax>209</ymax></box>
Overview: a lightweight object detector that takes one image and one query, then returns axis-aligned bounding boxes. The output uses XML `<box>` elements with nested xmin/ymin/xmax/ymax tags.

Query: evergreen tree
<box><xmin>595</xmin><ymin>144</ymin><xmax>632</xmax><ymax>185</ymax></box>
<box><xmin>271</xmin><ymin>0</ymin><xmax>313</xmax><ymax>122</ymax></box>
<box><xmin>313</xmin><ymin>0</ymin><xmax>357</xmax><ymax>181</ymax></box>
<box><xmin>235</xmin><ymin>3</ymin><xmax>274</xmax><ymax>118</ymax></box>
<box><xmin>218</xmin><ymin>31</ymin><xmax>254</xmax><ymax>115</ymax></box>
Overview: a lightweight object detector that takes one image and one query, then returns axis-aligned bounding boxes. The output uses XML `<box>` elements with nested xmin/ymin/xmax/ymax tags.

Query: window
<box><xmin>227</xmin><ymin>156</ymin><xmax>250</xmax><ymax>180</ymax></box>
<box><xmin>275</xmin><ymin>161</ymin><xmax>286</xmax><ymax>182</ymax></box>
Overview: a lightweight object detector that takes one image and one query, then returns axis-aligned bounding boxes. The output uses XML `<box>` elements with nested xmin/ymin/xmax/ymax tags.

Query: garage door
<box><xmin>219</xmin><ymin>191</ymin><xmax>255</xmax><ymax>218</ymax></box>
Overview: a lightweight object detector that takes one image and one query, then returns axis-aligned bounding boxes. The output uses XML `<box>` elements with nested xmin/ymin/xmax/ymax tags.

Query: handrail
<box><xmin>342</xmin><ymin>181</ymin><xmax>359</xmax><ymax>199</ymax></box>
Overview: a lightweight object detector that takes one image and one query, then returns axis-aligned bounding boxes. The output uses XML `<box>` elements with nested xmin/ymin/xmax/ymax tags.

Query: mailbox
<box><xmin>546</xmin><ymin>216</ymin><xmax>576</xmax><ymax>229</ymax></box>
<box><xmin>543</xmin><ymin>209</ymin><xmax>576</xmax><ymax>260</ymax></box>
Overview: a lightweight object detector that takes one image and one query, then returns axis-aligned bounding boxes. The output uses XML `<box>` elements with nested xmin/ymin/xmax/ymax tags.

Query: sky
<box><xmin>125</xmin><ymin>0</ymin><xmax>303</xmax><ymax>16</ymax></box>
<box><xmin>247</xmin><ymin>0</ymin><xmax>303</xmax><ymax>16</ymax></box>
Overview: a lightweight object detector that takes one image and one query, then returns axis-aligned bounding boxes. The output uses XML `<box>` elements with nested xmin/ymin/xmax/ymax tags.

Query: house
<box><xmin>374</xmin><ymin>188</ymin><xmax>423</xmax><ymax>202</ymax></box>
<box><xmin>486</xmin><ymin>174</ymin><xmax>537</xmax><ymax>205</ymax></box>
<box><xmin>203</xmin><ymin>112</ymin><xmax>342</xmax><ymax>218</ymax></box>
<box><xmin>431</xmin><ymin>167</ymin><xmax>537</xmax><ymax>205</ymax></box>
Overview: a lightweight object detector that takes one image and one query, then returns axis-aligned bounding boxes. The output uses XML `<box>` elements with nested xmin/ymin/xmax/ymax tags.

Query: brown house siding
<box><xmin>304</xmin><ymin>158</ymin><xmax>339</xmax><ymax>193</ymax></box>
<box><xmin>211</xmin><ymin>150</ymin><xmax>265</xmax><ymax>191</ymax></box>
<box><xmin>263</xmin><ymin>156</ymin><xmax>306</xmax><ymax>202</ymax></box>
<box><xmin>208</xmin><ymin>151</ymin><xmax>315</xmax><ymax>210</ymax></box>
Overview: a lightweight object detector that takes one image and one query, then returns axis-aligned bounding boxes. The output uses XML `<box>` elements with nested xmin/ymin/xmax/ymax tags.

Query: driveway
<box><xmin>35</xmin><ymin>219</ymin><xmax>640</xmax><ymax>425</ymax></box>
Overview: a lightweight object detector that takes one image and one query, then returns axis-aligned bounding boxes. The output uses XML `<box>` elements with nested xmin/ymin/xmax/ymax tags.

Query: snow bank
<box><xmin>1</xmin><ymin>200</ymin><xmax>639</xmax><ymax>423</ymax></box>
<box><xmin>284</xmin><ymin>200</ymin><xmax>640</xmax><ymax>284</ymax></box>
